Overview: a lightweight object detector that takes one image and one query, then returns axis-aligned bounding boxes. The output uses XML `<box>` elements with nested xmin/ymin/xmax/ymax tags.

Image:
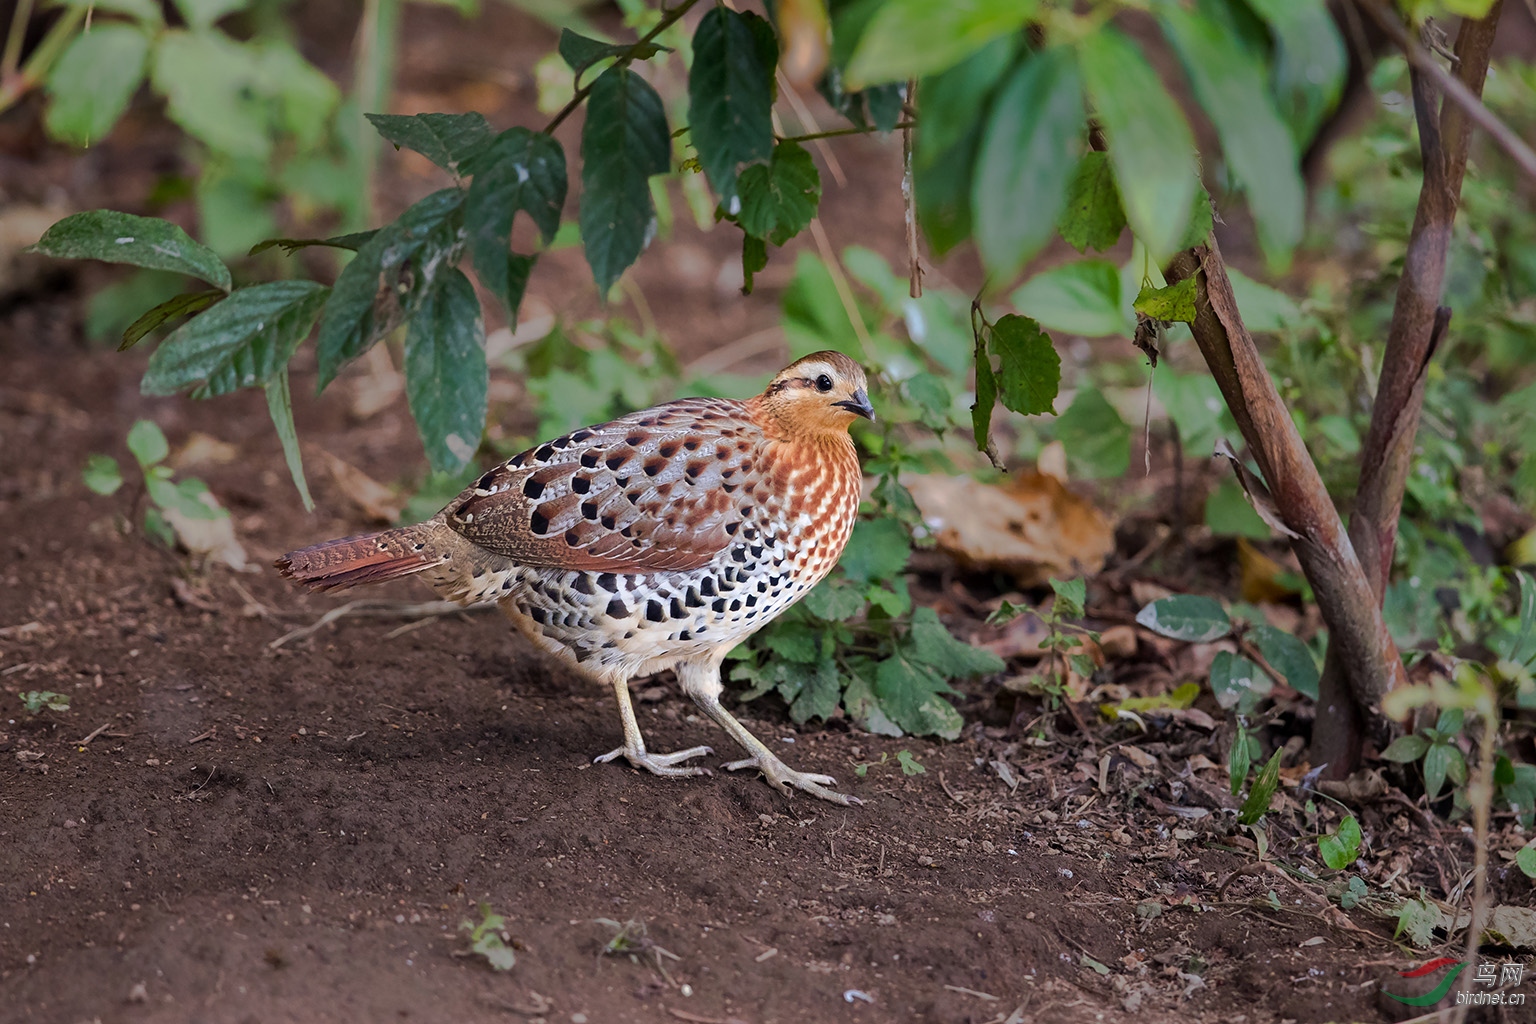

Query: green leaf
<box><xmin>845</xmin><ymin>0</ymin><xmax>1035</xmax><ymax>89</ymax></box>
<box><xmin>52</xmin><ymin>0</ymin><xmax>162</xmax><ymax>20</ymax></box>
<box><xmin>1054</xmin><ymin>386</ymin><xmax>1130</xmax><ymax>479</ymax></box>
<box><xmin>365</xmin><ymin>112</ymin><xmax>493</xmax><ymax>178</ymax></box>
<box><xmin>1226</xmin><ymin>268</ymin><xmax>1301</xmax><ymax>333</ymax></box>
<box><xmin>151</xmin><ymin>29</ymin><xmax>270</xmax><ymax>161</ymax></box>
<box><xmin>83</xmin><ymin>454</ymin><xmax>124</xmax><ymax>496</ymax></box>
<box><xmin>1318</xmin><ymin>815</ymin><xmax>1361</xmax><ymax>869</ymax></box>
<box><xmin>1517</xmin><ymin>844</ymin><xmax>1536</xmax><ymax>880</ymax></box>
<box><xmin>1424</xmin><ymin>741</ymin><xmax>1455</xmax><ymax>800</ymax></box>
<box><xmin>1381</xmin><ymin>733</ymin><xmax>1430</xmax><ymax>763</ymax></box>
<box><xmin>264</xmin><ymin>369</ymin><xmax>313</xmax><ymax>511</ymax></box>
<box><xmin>1159</xmin><ymin>6</ymin><xmax>1304</xmax><ymax>269</ymax></box>
<box><xmin>738</xmin><ymin>141</ymin><xmax>821</xmax><ymax>246</ymax></box>
<box><xmin>249</xmin><ymin>231</ymin><xmax>378</xmax><ymax>256</ymax></box>
<box><xmin>971</xmin><ymin>322</ymin><xmax>998</xmax><ymax>452</ymax></box>
<box><xmin>1049</xmin><ymin>577</ymin><xmax>1087</xmax><ymax>619</ymax></box>
<box><xmin>1010</xmin><ymin>259</ymin><xmax>1126</xmax><ymax>338</ymax></box>
<box><xmin>580</xmin><ymin>66</ymin><xmax>670</xmax><ymax>294</ymax></box>
<box><xmin>972</xmin><ymin>47</ymin><xmax>1082</xmax><ymax>280</ymax></box>
<box><xmin>1133</xmin><ymin>277</ymin><xmax>1197</xmax><ymax>324</ymax></box>
<box><xmin>1058</xmin><ymin>152</ymin><xmax>1126</xmax><ymax>253</ymax></box>
<box><xmin>874</xmin><ymin>655</ymin><xmax>960</xmax><ymax>738</ymax></box>
<box><xmin>120</xmin><ymin>289</ymin><xmax>226</xmax><ymax>351</ymax></box>
<box><xmin>142</xmin><ymin>280</ymin><xmax>329</xmax><ymax>397</ymax></box>
<box><xmin>1136</xmin><ymin>595</ymin><xmax>1231</xmax><ymax>642</ymax></box>
<box><xmin>741</xmin><ymin>234</ymin><xmax>768</xmax><ymax>294</ymax></box>
<box><xmin>1243</xmin><ymin>0</ymin><xmax>1347</xmax><ymax>145</ymax></box>
<box><xmin>173</xmin><ymin>0</ymin><xmax>249</xmax><ymax>29</ymax></box>
<box><xmin>763</xmin><ymin>621</ymin><xmax>822</xmax><ymax>663</ymax></box>
<box><xmin>688</xmin><ymin>7</ymin><xmax>774</xmax><ymax>206</ymax></box>
<box><xmin>1238</xmin><ymin>748</ymin><xmax>1283</xmax><ymax>824</ymax></box>
<box><xmin>126</xmin><ymin>419</ymin><xmax>169</xmax><ymax>468</ymax></box>
<box><xmin>908</xmin><ymin>606</ymin><xmax>1004</xmax><ymax>677</ymax></box>
<box><xmin>557</xmin><ymin>28</ymin><xmax>666</xmax><ymax>77</ymax></box>
<box><xmin>989</xmin><ymin>314</ymin><xmax>1059</xmax><ymax>416</ymax></box>
<box><xmin>1077</xmin><ymin>26</ymin><xmax>1197</xmax><ymax>259</ymax></box>
<box><xmin>1249</xmin><ymin>624</ymin><xmax>1319</xmax><ymax>700</ymax></box>
<box><xmin>1204</xmin><ymin>479</ymin><xmax>1270</xmax><ymax>540</ymax></box>
<box><xmin>44</xmin><ymin>23</ymin><xmax>150</xmax><ymax>146</ymax></box>
<box><xmin>802</xmin><ymin>578</ymin><xmax>866</xmax><ymax>621</ymax></box>
<box><xmin>1393</xmin><ymin>896</ymin><xmax>1439</xmax><ymax>948</ymax></box>
<box><xmin>1209</xmin><ymin>651</ymin><xmax>1271</xmax><ymax>713</ymax></box>
<box><xmin>839</xmin><ymin>517</ymin><xmax>911</xmax><ymax>584</ymax></box>
<box><xmin>466</xmin><ymin>128</ymin><xmax>566</xmax><ymax>316</ymax></box>
<box><xmin>1502</xmin><ymin>569</ymin><xmax>1536</xmax><ymax>668</ymax></box>
<box><xmin>1228</xmin><ymin>726</ymin><xmax>1252</xmax><ymax>793</ymax></box>
<box><xmin>1155</xmin><ymin>370</ymin><xmax>1237</xmax><ymax>455</ymax></box>
<box><xmin>405</xmin><ymin>268</ymin><xmax>487</xmax><ymax>472</ymax></box>
<box><xmin>316</xmin><ymin>188</ymin><xmax>466</xmax><ymax>389</ymax></box>
<box><xmin>30</xmin><ymin>211</ymin><xmax>231</xmax><ymax>291</ymax></box>
<box><xmin>787</xmin><ymin>656</ymin><xmax>842</xmax><ymax>724</ymax></box>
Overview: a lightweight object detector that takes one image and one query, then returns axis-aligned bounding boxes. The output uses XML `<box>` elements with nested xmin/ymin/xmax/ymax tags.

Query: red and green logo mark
<box><xmin>1384</xmin><ymin>958</ymin><xmax>1467</xmax><ymax>1006</ymax></box>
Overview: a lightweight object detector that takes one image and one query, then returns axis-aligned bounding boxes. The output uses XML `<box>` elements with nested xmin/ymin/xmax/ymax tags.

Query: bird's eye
<box><xmin>815</xmin><ymin>373</ymin><xmax>833</xmax><ymax>393</ymax></box>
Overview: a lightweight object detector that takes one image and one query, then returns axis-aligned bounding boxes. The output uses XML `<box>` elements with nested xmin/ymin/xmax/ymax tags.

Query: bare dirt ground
<box><xmin>2</xmin><ymin>3</ymin><xmax>1527</xmax><ymax>1023</ymax></box>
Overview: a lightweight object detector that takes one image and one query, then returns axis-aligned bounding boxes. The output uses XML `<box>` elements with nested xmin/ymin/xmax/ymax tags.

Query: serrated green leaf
<box><xmin>1133</xmin><ymin>277</ymin><xmax>1197</xmax><ymax>324</ymax></box>
<box><xmin>44</xmin><ymin>23</ymin><xmax>150</xmax><ymax>146</ymax></box>
<box><xmin>120</xmin><ymin>289</ymin><xmax>225</xmax><ymax>351</ymax></box>
<box><xmin>30</xmin><ymin>211</ymin><xmax>231</xmax><ymax>291</ymax></box>
<box><xmin>126</xmin><ymin>419</ymin><xmax>169</xmax><ymax>468</ymax></box>
<box><xmin>787</xmin><ymin>656</ymin><xmax>841</xmax><ymax>724</ymax></box>
<box><xmin>1238</xmin><ymin>748</ymin><xmax>1283</xmax><ymax>824</ymax></box>
<box><xmin>1159</xmin><ymin>6</ymin><xmax>1303</xmax><ymax>269</ymax></box>
<box><xmin>1209</xmin><ymin>651</ymin><xmax>1271</xmax><ymax>714</ymax></box>
<box><xmin>908</xmin><ymin>606</ymin><xmax>1004</xmax><ymax>677</ymax></box>
<box><xmin>1394</xmin><ymin>896</ymin><xmax>1439</xmax><ymax>948</ymax></box>
<box><xmin>1058</xmin><ymin>151</ymin><xmax>1125</xmax><ymax>253</ymax></box>
<box><xmin>972</xmin><ymin>47</ymin><xmax>1082</xmax><ymax>280</ymax></box>
<box><xmin>1049</xmin><ymin>577</ymin><xmax>1086</xmax><ymax>619</ymax></box>
<box><xmin>556</xmin><ymin>28</ymin><xmax>666</xmax><ymax>77</ymax></box>
<box><xmin>688</xmin><ymin>7</ymin><xmax>774</xmax><ymax>206</ymax></box>
<box><xmin>1249</xmin><ymin>624</ymin><xmax>1319</xmax><ymax>699</ymax></box>
<box><xmin>1011</xmin><ymin>259</ymin><xmax>1126</xmax><ymax>338</ymax></box>
<box><xmin>1381</xmin><ymin>733</ymin><xmax>1430</xmax><ymax>763</ymax></box>
<box><xmin>1055</xmin><ymin>386</ymin><xmax>1130</xmax><ymax>479</ymax></box>
<box><xmin>874</xmin><ymin>654</ymin><xmax>958</xmax><ymax>738</ymax></box>
<box><xmin>738</xmin><ymin>141</ymin><xmax>821</xmax><ymax>246</ymax></box>
<box><xmin>366</xmin><ymin>112</ymin><xmax>493</xmax><ymax>177</ymax></box>
<box><xmin>83</xmin><ymin>454</ymin><xmax>124</xmax><ymax>496</ymax></box>
<box><xmin>840</xmin><ymin>517</ymin><xmax>911</xmax><ymax>584</ymax></box>
<box><xmin>405</xmin><ymin>268</ymin><xmax>486</xmax><ymax>473</ymax></box>
<box><xmin>580</xmin><ymin>66</ymin><xmax>670</xmax><ymax>294</ymax></box>
<box><xmin>764</xmin><ymin>621</ymin><xmax>822</xmax><ymax>663</ymax></box>
<box><xmin>142</xmin><ymin>280</ymin><xmax>328</xmax><ymax>398</ymax></box>
<box><xmin>989</xmin><ymin>314</ymin><xmax>1059</xmax><ymax>416</ymax></box>
<box><xmin>802</xmin><ymin>579</ymin><xmax>866</xmax><ymax>621</ymax></box>
<box><xmin>1077</xmin><ymin>27</ymin><xmax>1197</xmax><ymax>259</ymax></box>
<box><xmin>846</xmin><ymin>0</ymin><xmax>1035</xmax><ymax>89</ymax></box>
<box><xmin>316</xmin><ymin>188</ymin><xmax>466</xmax><ymax>389</ymax></box>
<box><xmin>1136</xmin><ymin>595</ymin><xmax>1231</xmax><ymax>642</ymax></box>
<box><xmin>263</xmin><ymin>368</ymin><xmax>312</xmax><ymax>510</ymax></box>
<box><xmin>466</xmin><ymin>129</ymin><xmax>566</xmax><ymax>316</ymax></box>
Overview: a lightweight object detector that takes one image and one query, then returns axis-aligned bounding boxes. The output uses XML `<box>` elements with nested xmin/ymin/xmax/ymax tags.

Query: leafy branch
<box><xmin>542</xmin><ymin>0</ymin><xmax>699</xmax><ymax>135</ymax></box>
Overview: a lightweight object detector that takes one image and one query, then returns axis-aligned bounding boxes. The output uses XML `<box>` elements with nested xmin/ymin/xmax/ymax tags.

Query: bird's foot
<box><xmin>723</xmin><ymin>753</ymin><xmax>862</xmax><ymax>806</ymax></box>
<box><xmin>594</xmin><ymin>744</ymin><xmax>713</xmax><ymax>777</ymax></box>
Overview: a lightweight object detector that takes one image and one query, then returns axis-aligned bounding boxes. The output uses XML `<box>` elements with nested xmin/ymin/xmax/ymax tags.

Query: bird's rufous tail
<box><xmin>275</xmin><ymin>525</ymin><xmax>438</xmax><ymax>592</ymax></box>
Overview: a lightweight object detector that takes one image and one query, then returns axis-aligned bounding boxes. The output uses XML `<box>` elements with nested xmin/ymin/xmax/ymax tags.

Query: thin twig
<box><xmin>1355</xmin><ymin>0</ymin><xmax>1536</xmax><ymax>181</ymax></box>
<box><xmin>777</xmin><ymin>121</ymin><xmax>915</xmax><ymax>144</ymax></box>
<box><xmin>544</xmin><ymin>0</ymin><xmax>701</xmax><ymax>135</ymax></box>
<box><xmin>778</xmin><ymin>75</ymin><xmax>846</xmax><ymax>187</ymax></box>
<box><xmin>902</xmin><ymin>78</ymin><xmax>923</xmax><ymax>299</ymax></box>
<box><xmin>268</xmin><ymin>599</ymin><xmax>493</xmax><ymax>650</ymax></box>
<box><xmin>74</xmin><ymin>722</ymin><xmax>113</xmax><ymax>747</ymax></box>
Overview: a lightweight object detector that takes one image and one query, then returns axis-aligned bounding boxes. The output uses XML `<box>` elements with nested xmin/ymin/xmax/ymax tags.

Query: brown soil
<box><xmin>0</xmin><ymin>3</ymin><xmax>1506</xmax><ymax>1023</ymax></box>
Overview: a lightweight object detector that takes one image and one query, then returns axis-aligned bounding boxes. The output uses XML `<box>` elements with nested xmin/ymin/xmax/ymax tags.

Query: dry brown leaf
<box><xmin>350</xmin><ymin>345</ymin><xmax>404</xmax><ymax>421</ymax></box>
<box><xmin>170</xmin><ymin>432</ymin><xmax>239</xmax><ymax>470</ymax></box>
<box><xmin>320</xmin><ymin>451</ymin><xmax>403</xmax><ymax>524</ymax></box>
<box><xmin>164</xmin><ymin>492</ymin><xmax>249</xmax><ymax>571</ymax></box>
<box><xmin>1237</xmin><ymin>538</ymin><xmax>1300</xmax><ymax>604</ymax></box>
<box><xmin>905</xmin><ymin>470</ymin><xmax>1115</xmax><ymax>587</ymax></box>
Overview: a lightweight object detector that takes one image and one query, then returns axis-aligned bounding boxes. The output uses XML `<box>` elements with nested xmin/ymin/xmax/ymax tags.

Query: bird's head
<box><xmin>756</xmin><ymin>351</ymin><xmax>874</xmax><ymax>438</ymax></box>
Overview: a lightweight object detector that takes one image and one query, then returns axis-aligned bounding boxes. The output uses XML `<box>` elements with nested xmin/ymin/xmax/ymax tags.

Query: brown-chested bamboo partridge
<box><xmin>277</xmin><ymin>352</ymin><xmax>873</xmax><ymax>805</ymax></box>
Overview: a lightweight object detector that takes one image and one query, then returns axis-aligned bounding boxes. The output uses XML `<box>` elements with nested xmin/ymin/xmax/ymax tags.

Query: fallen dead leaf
<box><xmin>1238</xmin><ymin>538</ymin><xmax>1300</xmax><ymax>604</ymax></box>
<box><xmin>906</xmin><ymin>470</ymin><xmax>1115</xmax><ymax>587</ymax></box>
<box><xmin>169</xmin><ymin>432</ymin><xmax>239</xmax><ymax>470</ymax></box>
<box><xmin>163</xmin><ymin>491</ymin><xmax>250</xmax><ymax>571</ymax></box>
<box><xmin>321</xmin><ymin>451</ymin><xmax>404</xmax><ymax>524</ymax></box>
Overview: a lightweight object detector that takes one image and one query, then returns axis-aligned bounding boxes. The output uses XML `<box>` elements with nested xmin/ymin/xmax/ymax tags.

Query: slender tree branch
<box><xmin>778</xmin><ymin>121</ymin><xmax>916</xmax><ymax>144</ymax></box>
<box><xmin>1313</xmin><ymin>5</ymin><xmax>1501</xmax><ymax>776</ymax></box>
<box><xmin>1354</xmin><ymin>0</ymin><xmax>1536</xmax><ymax>181</ymax></box>
<box><xmin>543</xmin><ymin>0</ymin><xmax>701</xmax><ymax>135</ymax></box>
<box><xmin>1164</xmin><ymin>238</ymin><xmax>1410</xmax><ymax>719</ymax></box>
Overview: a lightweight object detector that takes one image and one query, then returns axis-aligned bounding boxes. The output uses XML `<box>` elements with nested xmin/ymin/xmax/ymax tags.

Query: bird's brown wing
<box><xmin>443</xmin><ymin>397</ymin><xmax>765</xmax><ymax>573</ymax></box>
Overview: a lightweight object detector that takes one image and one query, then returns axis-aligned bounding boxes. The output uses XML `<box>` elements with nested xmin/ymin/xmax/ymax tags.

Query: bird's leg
<box><xmin>592</xmin><ymin>674</ymin><xmax>712</xmax><ymax>777</ymax></box>
<box><xmin>677</xmin><ymin>659</ymin><xmax>860</xmax><ymax>806</ymax></box>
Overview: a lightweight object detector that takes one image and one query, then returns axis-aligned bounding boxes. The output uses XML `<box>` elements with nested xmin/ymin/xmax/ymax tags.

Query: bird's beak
<box><xmin>834</xmin><ymin>388</ymin><xmax>876</xmax><ymax>421</ymax></box>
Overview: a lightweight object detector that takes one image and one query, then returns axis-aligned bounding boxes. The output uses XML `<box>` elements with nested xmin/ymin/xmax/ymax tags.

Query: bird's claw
<box><xmin>595</xmin><ymin>744</ymin><xmax>713</xmax><ymax>777</ymax></box>
<box><xmin>723</xmin><ymin>754</ymin><xmax>862</xmax><ymax>806</ymax></box>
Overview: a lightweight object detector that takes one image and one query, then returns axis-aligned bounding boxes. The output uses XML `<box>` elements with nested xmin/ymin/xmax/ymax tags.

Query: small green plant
<box><xmin>991</xmin><ymin>577</ymin><xmax>1097</xmax><ymax>710</ymax></box>
<box><xmin>19</xmin><ymin>691</ymin><xmax>71</xmax><ymax>714</ymax></box>
<box><xmin>1380</xmin><ymin>709</ymin><xmax>1469</xmax><ymax>802</ymax></box>
<box><xmin>458</xmin><ymin>903</ymin><xmax>515</xmax><ymax>972</ymax></box>
<box><xmin>1514</xmin><ymin>841</ymin><xmax>1536</xmax><ymax>881</ymax></box>
<box><xmin>83</xmin><ymin>420</ymin><xmax>227</xmax><ymax>548</ymax></box>
<box><xmin>592</xmin><ymin>917</ymin><xmax>680</xmax><ymax>981</ymax></box>
<box><xmin>851</xmin><ymin>748</ymin><xmax>926</xmax><ymax>778</ymax></box>
<box><xmin>1317</xmin><ymin>814</ymin><xmax>1363</xmax><ymax>871</ymax></box>
<box><xmin>1237</xmin><ymin>748</ymin><xmax>1283</xmax><ymax>825</ymax></box>
<box><xmin>1334</xmin><ymin>874</ymin><xmax>1368</xmax><ymax>909</ymax></box>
